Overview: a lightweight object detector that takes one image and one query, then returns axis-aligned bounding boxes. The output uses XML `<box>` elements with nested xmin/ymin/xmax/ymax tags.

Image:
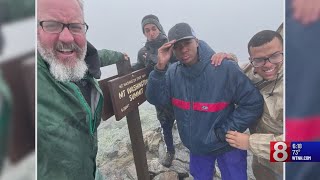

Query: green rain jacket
<box><xmin>242</xmin><ymin>63</ymin><xmax>283</xmax><ymax>177</ymax></box>
<box><xmin>0</xmin><ymin>72</ymin><xmax>11</xmax><ymax>172</ymax></box>
<box><xmin>37</xmin><ymin>47</ymin><xmax>124</xmax><ymax>180</ymax></box>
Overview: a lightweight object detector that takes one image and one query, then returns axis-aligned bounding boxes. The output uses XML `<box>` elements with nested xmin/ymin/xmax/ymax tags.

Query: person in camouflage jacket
<box><xmin>212</xmin><ymin>30</ymin><xmax>284</xmax><ymax>180</ymax></box>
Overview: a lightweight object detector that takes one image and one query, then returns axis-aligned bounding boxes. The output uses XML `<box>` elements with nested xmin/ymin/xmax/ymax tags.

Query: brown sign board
<box><xmin>107</xmin><ymin>68</ymin><xmax>148</xmax><ymax>121</ymax></box>
<box><xmin>98</xmin><ymin>75</ymin><xmax>118</xmax><ymax>120</ymax></box>
<box><xmin>100</xmin><ymin>61</ymin><xmax>150</xmax><ymax>179</ymax></box>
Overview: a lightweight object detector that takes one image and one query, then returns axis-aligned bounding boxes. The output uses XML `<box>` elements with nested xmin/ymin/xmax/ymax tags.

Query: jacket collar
<box><xmin>85</xmin><ymin>41</ymin><xmax>101</xmax><ymax>79</ymax></box>
<box><xmin>145</xmin><ymin>33</ymin><xmax>168</xmax><ymax>50</ymax></box>
<box><xmin>37</xmin><ymin>51</ymin><xmax>48</xmax><ymax>70</ymax></box>
<box><xmin>178</xmin><ymin>42</ymin><xmax>213</xmax><ymax>78</ymax></box>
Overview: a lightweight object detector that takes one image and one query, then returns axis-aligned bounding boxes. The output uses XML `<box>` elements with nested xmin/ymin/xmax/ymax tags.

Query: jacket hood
<box><xmin>141</xmin><ymin>14</ymin><xmax>166</xmax><ymax>35</ymax></box>
<box><xmin>145</xmin><ymin>33</ymin><xmax>168</xmax><ymax>51</ymax></box>
<box><xmin>85</xmin><ymin>41</ymin><xmax>101</xmax><ymax>79</ymax></box>
<box><xmin>178</xmin><ymin>41</ymin><xmax>215</xmax><ymax>78</ymax></box>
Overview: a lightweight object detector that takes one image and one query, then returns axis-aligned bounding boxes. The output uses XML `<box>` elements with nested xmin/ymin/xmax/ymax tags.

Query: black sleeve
<box><xmin>132</xmin><ymin>47</ymin><xmax>147</xmax><ymax>71</ymax></box>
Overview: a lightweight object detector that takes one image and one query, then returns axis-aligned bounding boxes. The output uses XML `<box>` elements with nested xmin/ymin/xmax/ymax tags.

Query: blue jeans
<box><xmin>190</xmin><ymin>149</ymin><xmax>247</xmax><ymax>180</ymax></box>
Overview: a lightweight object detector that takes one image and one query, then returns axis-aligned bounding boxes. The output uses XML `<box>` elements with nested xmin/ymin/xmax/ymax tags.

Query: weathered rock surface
<box><xmin>97</xmin><ymin>102</ymin><xmax>255</xmax><ymax>180</ymax></box>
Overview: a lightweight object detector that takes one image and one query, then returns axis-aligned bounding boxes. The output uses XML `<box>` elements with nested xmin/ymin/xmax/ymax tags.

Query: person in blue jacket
<box><xmin>286</xmin><ymin>0</ymin><xmax>320</xmax><ymax>179</ymax></box>
<box><xmin>132</xmin><ymin>14</ymin><xmax>216</xmax><ymax>167</ymax></box>
<box><xmin>146</xmin><ymin>22</ymin><xmax>264</xmax><ymax>180</ymax></box>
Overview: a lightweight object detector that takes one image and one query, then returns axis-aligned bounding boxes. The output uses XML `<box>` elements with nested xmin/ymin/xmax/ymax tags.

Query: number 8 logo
<box><xmin>273</xmin><ymin>142</ymin><xmax>288</xmax><ymax>162</ymax></box>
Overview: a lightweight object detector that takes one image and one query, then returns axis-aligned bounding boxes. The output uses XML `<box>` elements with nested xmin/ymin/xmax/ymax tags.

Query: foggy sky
<box><xmin>84</xmin><ymin>0</ymin><xmax>283</xmax><ymax>77</ymax></box>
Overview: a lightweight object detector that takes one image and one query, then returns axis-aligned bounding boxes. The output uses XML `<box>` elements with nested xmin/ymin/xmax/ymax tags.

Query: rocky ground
<box><xmin>96</xmin><ymin>102</ymin><xmax>255</xmax><ymax>180</ymax></box>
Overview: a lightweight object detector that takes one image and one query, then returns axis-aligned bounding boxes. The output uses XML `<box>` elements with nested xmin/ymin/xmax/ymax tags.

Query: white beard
<box><xmin>37</xmin><ymin>39</ymin><xmax>88</xmax><ymax>82</ymax></box>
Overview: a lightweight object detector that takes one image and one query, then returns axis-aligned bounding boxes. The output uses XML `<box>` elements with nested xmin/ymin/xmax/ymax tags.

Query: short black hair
<box><xmin>247</xmin><ymin>30</ymin><xmax>283</xmax><ymax>55</ymax></box>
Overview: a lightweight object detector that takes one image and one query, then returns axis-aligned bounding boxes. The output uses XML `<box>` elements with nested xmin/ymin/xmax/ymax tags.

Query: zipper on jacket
<box><xmin>89</xmin><ymin>78</ymin><xmax>104</xmax><ymax>135</ymax></box>
<box><xmin>189</xmin><ymin>83</ymin><xmax>193</xmax><ymax>152</ymax></box>
<box><xmin>92</xmin><ymin>92</ymin><xmax>103</xmax><ymax>135</ymax></box>
<box><xmin>69</xmin><ymin>82</ymin><xmax>94</xmax><ymax>135</ymax></box>
<box><xmin>90</xmin><ymin>96</ymin><xmax>102</xmax><ymax>133</ymax></box>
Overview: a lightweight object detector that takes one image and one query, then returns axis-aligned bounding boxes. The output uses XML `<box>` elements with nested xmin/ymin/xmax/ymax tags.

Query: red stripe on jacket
<box><xmin>193</xmin><ymin>102</ymin><xmax>229</xmax><ymax>112</ymax></box>
<box><xmin>171</xmin><ymin>98</ymin><xmax>229</xmax><ymax>112</ymax></box>
<box><xmin>172</xmin><ymin>98</ymin><xmax>190</xmax><ymax>110</ymax></box>
<box><xmin>286</xmin><ymin>116</ymin><xmax>320</xmax><ymax>141</ymax></box>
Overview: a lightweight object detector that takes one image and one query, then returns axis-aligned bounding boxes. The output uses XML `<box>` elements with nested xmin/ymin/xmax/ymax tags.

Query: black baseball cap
<box><xmin>168</xmin><ymin>23</ymin><xmax>196</xmax><ymax>43</ymax></box>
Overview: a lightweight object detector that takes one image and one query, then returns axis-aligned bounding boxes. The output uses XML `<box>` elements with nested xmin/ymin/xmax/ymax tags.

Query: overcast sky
<box><xmin>84</xmin><ymin>0</ymin><xmax>283</xmax><ymax>77</ymax></box>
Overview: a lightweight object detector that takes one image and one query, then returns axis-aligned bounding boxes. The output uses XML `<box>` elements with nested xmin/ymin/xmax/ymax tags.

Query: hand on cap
<box><xmin>156</xmin><ymin>40</ymin><xmax>176</xmax><ymax>70</ymax></box>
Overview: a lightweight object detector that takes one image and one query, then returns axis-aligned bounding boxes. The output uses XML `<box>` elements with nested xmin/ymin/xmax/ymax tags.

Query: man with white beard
<box><xmin>37</xmin><ymin>0</ymin><xmax>128</xmax><ymax>179</ymax></box>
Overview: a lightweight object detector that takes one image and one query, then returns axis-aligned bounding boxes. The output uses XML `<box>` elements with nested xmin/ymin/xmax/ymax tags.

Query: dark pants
<box><xmin>190</xmin><ymin>149</ymin><xmax>247</xmax><ymax>180</ymax></box>
<box><xmin>155</xmin><ymin>105</ymin><xmax>175</xmax><ymax>152</ymax></box>
<box><xmin>252</xmin><ymin>156</ymin><xmax>282</xmax><ymax>180</ymax></box>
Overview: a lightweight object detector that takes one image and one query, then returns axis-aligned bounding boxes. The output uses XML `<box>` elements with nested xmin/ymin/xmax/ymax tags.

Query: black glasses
<box><xmin>250</xmin><ymin>52</ymin><xmax>283</xmax><ymax>68</ymax></box>
<box><xmin>39</xmin><ymin>21</ymin><xmax>89</xmax><ymax>35</ymax></box>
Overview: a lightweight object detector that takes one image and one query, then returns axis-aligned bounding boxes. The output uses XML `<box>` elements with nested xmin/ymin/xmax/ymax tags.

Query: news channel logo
<box><xmin>270</xmin><ymin>141</ymin><xmax>320</xmax><ymax>162</ymax></box>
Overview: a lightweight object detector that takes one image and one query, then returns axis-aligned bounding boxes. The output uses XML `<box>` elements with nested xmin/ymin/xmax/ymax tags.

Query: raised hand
<box><xmin>156</xmin><ymin>40</ymin><xmax>176</xmax><ymax>70</ymax></box>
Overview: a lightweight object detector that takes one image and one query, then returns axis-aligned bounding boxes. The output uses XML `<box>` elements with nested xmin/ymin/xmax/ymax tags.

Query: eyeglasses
<box><xmin>39</xmin><ymin>21</ymin><xmax>89</xmax><ymax>35</ymax></box>
<box><xmin>250</xmin><ymin>52</ymin><xmax>283</xmax><ymax>68</ymax></box>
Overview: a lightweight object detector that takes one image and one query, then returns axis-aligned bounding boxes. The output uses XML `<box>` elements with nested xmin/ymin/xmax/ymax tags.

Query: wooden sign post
<box><xmin>99</xmin><ymin>59</ymin><xmax>150</xmax><ymax>180</ymax></box>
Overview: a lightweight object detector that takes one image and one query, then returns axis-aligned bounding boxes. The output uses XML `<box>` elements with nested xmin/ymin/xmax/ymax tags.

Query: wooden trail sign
<box><xmin>99</xmin><ymin>59</ymin><xmax>150</xmax><ymax>180</ymax></box>
<box><xmin>107</xmin><ymin>68</ymin><xmax>147</xmax><ymax>121</ymax></box>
